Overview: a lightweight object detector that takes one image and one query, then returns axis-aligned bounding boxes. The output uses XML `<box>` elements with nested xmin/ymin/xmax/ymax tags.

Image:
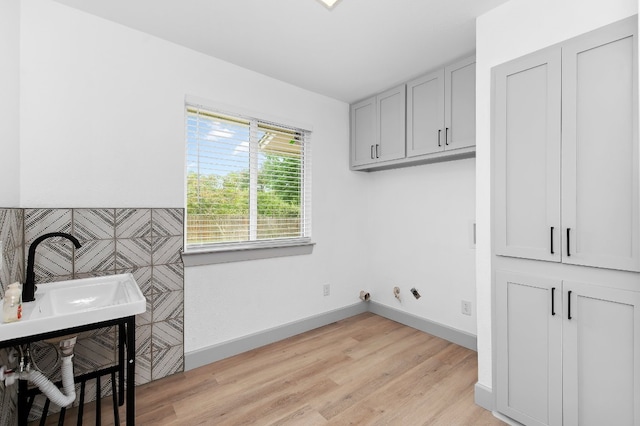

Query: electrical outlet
<box><xmin>323</xmin><ymin>284</ymin><xmax>330</xmax><ymax>297</ymax></box>
<box><xmin>410</xmin><ymin>287</ymin><xmax>421</xmax><ymax>299</ymax></box>
<box><xmin>461</xmin><ymin>300</ymin><xmax>472</xmax><ymax>316</ymax></box>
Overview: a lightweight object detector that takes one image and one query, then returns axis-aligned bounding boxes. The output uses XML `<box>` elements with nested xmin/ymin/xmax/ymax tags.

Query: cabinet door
<box><xmin>444</xmin><ymin>56</ymin><xmax>476</xmax><ymax>150</ymax></box>
<box><xmin>406</xmin><ymin>69</ymin><xmax>445</xmax><ymax>157</ymax></box>
<box><xmin>496</xmin><ymin>271</ymin><xmax>562</xmax><ymax>426</ymax></box>
<box><xmin>563</xmin><ymin>281</ymin><xmax>640</xmax><ymax>426</ymax></box>
<box><xmin>350</xmin><ymin>96</ymin><xmax>377</xmax><ymax>167</ymax></box>
<box><xmin>376</xmin><ymin>85</ymin><xmax>406</xmax><ymax>162</ymax></box>
<box><xmin>562</xmin><ymin>17</ymin><xmax>639</xmax><ymax>272</ymax></box>
<box><xmin>494</xmin><ymin>48</ymin><xmax>562</xmax><ymax>261</ymax></box>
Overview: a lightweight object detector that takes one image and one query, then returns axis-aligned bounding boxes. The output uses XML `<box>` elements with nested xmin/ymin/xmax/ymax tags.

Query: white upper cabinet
<box><xmin>376</xmin><ymin>85</ymin><xmax>406</xmax><ymax>163</ymax></box>
<box><xmin>444</xmin><ymin>56</ymin><xmax>476</xmax><ymax>150</ymax></box>
<box><xmin>350</xmin><ymin>85</ymin><xmax>406</xmax><ymax>167</ymax></box>
<box><xmin>493</xmin><ymin>16</ymin><xmax>639</xmax><ymax>272</ymax></box>
<box><xmin>350</xmin><ymin>96</ymin><xmax>377</xmax><ymax>167</ymax></box>
<box><xmin>351</xmin><ymin>55</ymin><xmax>475</xmax><ymax>171</ymax></box>
<box><xmin>406</xmin><ymin>57</ymin><xmax>476</xmax><ymax>158</ymax></box>
<box><xmin>407</xmin><ymin>69</ymin><xmax>445</xmax><ymax>157</ymax></box>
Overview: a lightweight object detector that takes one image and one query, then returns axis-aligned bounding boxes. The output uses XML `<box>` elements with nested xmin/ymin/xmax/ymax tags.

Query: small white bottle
<box><xmin>3</xmin><ymin>283</ymin><xmax>22</xmax><ymax>323</ymax></box>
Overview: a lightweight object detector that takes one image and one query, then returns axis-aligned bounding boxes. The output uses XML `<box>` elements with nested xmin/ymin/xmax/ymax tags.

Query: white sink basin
<box><xmin>0</xmin><ymin>273</ymin><xmax>145</xmax><ymax>343</ymax></box>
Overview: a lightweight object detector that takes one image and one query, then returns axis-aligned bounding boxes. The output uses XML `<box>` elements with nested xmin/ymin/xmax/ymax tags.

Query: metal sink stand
<box><xmin>0</xmin><ymin>315</ymin><xmax>135</xmax><ymax>425</ymax></box>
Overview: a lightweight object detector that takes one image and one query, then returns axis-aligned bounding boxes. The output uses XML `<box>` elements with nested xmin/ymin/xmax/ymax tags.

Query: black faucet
<box><xmin>23</xmin><ymin>232</ymin><xmax>82</xmax><ymax>302</ymax></box>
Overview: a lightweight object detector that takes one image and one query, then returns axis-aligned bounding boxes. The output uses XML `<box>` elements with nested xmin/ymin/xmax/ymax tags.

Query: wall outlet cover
<box><xmin>462</xmin><ymin>300</ymin><xmax>472</xmax><ymax>316</ymax></box>
<box><xmin>323</xmin><ymin>283</ymin><xmax>330</xmax><ymax>297</ymax></box>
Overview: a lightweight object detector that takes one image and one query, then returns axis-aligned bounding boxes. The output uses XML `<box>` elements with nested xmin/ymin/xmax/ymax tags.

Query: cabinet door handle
<box><xmin>370</xmin><ymin>145</ymin><xmax>374</xmax><ymax>159</ymax></box>
<box><xmin>438</xmin><ymin>129</ymin><xmax>442</xmax><ymax>147</ymax></box>
<box><xmin>567</xmin><ymin>290</ymin><xmax>572</xmax><ymax>320</ymax></box>
<box><xmin>375</xmin><ymin>144</ymin><xmax>380</xmax><ymax>158</ymax></box>
<box><xmin>566</xmin><ymin>228</ymin><xmax>571</xmax><ymax>257</ymax></box>
<box><xmin>550</xmin><ymin>227</ymin><xmax>554</xmax><ymax>254</ymax></box>
<box><xmin>551</xmin><ymin>287</ymin><xmax>556</xmax><ymax>316</ymax></box>
<box><xmin>445</xmin><ymin>127</ymin><xmax>449</xmax><ymax>145</ymax></box>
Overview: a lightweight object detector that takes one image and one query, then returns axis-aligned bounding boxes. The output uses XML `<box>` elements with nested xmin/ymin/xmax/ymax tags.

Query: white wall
<box><xmin>366</xmin><ymin>159</ymin><xmax>477</xmax><ymax>335</ymax></box>
<box><xmin>184</xmin><ymin>91</ymin><xmax>372</xmax><ymax>352</ymax></box>
<box><xmin>475</xmin><ymin>0</ymin><xmax>638</xmax><ymax>390</ymax></box>
<box><xmin>0</xmin><ymin>0</ymin><xmax>20</xmax><ymax>207</ymax></box>
<box><xmin>19</xmin><ymin>0</ymin><xmax>363</xmax><ymax>210</ymax></box>
<box><xmin>19</xmin><ymin>0</ymin><xmax>372</xmax><ymax>352</ymax></box>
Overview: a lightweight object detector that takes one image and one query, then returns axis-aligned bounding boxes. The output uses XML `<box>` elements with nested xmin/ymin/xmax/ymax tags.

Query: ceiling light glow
<box><xmin>318</xmin><ymin>0</ymin><xmax>341</xmax><ymax>9</ymax></box>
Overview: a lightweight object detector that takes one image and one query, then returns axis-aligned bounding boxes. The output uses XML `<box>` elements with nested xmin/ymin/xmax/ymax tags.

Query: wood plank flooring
<box><xmin>34</xmin><ymin>313</ymin><xmax>504</xmax><ymax>425</ymax></box>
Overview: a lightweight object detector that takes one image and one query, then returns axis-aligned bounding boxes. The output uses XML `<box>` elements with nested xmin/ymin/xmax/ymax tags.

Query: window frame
<box><xmin>182</xmin><ymin>97</ymin><xmax>314</xmax><ymax>265</ymax></box>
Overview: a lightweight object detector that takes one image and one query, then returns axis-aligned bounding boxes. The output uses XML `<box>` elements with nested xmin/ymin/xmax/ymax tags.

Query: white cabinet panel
<box><xmin>445</xmin><ymin>56</ymin><xmax>476</xmax><ymax>150</ymax></box>
<box><xmin>350</xmin><ymin>96</ymin><xmax>376</xmax><ymax>167</ymax></box>
<box><xmin>562</xmin><ymin>282</ymin><xmax>640</xmax><ymax>426</ymax></box>
<box><xmin>496</xmin><ymin>271</ymin><xmax>563</xmax><ymax>426</ymax></box>
<box><xmin>562</xmin><ymin>18</ymin><xmax>639</xmax><ymax>271</ymax></box>
<box><xmin>377</xmin><ymin>85</ymin><xmax>406</xmax><ymax>162</ymax></box>
<box><xmin>494</xmin><ymin>49</ymin><xmax>561</xmax><ymax>262</ymax></box>
<box><xmin>407</xmin><ymin>69</ymin><xmax>444</xmax><ymax>157</ymax></box>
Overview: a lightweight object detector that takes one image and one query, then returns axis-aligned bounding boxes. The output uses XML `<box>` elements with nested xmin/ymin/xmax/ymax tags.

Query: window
<box><xmin>185</xmin><ymin>105</ymin><xmax>311</xmax><ymax>253</ymax></box>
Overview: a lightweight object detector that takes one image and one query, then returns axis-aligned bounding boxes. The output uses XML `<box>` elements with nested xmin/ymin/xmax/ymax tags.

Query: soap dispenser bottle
<box><xmin>3</xmin><ymin>282</ymin><xmax>22</xmax><ymax>323</ymax></box>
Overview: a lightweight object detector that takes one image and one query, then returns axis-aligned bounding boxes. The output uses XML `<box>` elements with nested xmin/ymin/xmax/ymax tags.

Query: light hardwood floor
<box><xmin>35</xmin><ymin>313</ymin><xmax>504</xmax><ymax>425</ymax></box>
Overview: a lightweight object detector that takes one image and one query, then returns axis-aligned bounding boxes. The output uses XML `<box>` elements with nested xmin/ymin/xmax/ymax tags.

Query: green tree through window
<box><xmin>186</xmin><ymin>107</ymin><xmax>310</xmax><ymax>247</ymax></box>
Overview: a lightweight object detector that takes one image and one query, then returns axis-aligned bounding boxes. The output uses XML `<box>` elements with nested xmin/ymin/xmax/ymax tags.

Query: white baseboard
<box><xmin>474</xmin><ymin>382</ymin><xmax>493</xmax><ymax>411</ymax></box>
<box><xmin>368</xmin><ymin>301</ymin><xmax>477</xmax><ymax>350</ymax></box>
<box><xmin>185</xmin><ymin>302</ymin><xmax>368</xmax><ymax>371</ymax></box>
<box><xmin>185</xmin><ymin>301</ymin><xmax>478</xmax><ymax>370</ymax></box>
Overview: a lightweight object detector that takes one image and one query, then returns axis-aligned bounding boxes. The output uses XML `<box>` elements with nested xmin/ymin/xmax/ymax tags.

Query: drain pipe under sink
<box><xmin>2</xmin><ymin>336</ymin><xmax>78</xmax><ymax>408</ymax></box>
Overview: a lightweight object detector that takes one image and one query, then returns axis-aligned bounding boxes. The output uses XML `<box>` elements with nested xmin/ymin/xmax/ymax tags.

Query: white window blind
<box><xmin>186</xmin><ymin>105</ymin><xmax>312</xmax><ymax>250</ymax></box>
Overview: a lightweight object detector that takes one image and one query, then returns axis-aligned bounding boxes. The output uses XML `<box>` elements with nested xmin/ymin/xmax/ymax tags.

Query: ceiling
<box><xmin>53</xmin><ymin>0</ymin><xmax>509</xmax><ymax>103</ymax></box>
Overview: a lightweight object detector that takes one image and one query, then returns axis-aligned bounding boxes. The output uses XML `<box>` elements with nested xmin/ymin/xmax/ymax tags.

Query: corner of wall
<box><xmin>474</xmin><ymin>382</ymin><xmax>494</xmax><ymax>411</ymax></box>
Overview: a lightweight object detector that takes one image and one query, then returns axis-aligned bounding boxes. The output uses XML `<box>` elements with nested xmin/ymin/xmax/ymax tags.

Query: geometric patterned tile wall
<box><xmin>0</xmin><ymin>208</ymin><xmax>24</xmax><ymax>296</ymax></box>
<box><xmin>0</xmin><ymin>207</ymin><xmax>184</xmax><ymax>421</ymax></box>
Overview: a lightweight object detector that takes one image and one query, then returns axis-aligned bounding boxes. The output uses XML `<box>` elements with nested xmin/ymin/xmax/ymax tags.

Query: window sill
<box><xmin>181</xmin><ymin>240</ymin><xmax>315</xmax><ymax>266</ymax></box>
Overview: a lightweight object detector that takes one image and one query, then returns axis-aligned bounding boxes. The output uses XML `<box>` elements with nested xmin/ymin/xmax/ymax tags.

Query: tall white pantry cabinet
<box><xmin>492</xmin><ymin>16</ymin><xmax>640</xmax><ymax>426</ymax></box>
